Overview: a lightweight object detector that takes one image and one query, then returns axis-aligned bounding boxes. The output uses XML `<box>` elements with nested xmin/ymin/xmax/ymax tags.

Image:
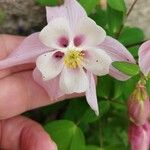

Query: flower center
<box><xmin>64</xmin><ymin>50</ymin><xmax>84</xmax><ymax>69</ymax></box>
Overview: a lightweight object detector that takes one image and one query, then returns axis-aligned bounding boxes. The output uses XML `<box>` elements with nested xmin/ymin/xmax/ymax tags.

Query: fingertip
<box><xmin>47</xmin><ymin>141</ymin><xmax>58</xmax><ymax>150</ymax></box>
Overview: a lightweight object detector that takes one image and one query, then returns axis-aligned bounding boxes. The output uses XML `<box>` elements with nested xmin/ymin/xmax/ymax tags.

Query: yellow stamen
<box><xmin>64</xmin><ymin>50</ymin><xmax>84</xmax><ymax>69</ymax></box>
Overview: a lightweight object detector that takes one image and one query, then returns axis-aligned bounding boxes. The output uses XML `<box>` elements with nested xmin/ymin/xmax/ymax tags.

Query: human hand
<box><xmin>0</xmin><ymin>34</ymin><xmax>79</xmax><ymax>149</ymax></box>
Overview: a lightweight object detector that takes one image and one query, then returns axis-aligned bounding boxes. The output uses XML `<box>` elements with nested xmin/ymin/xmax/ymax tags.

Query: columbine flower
<box><xmin>128</xmin><ymin>82</ymin><xmax>150</xmax><ymax>125</ymax></box>
<box><xmin>37</xmin><ymin>17</ymin><xmax>112</xmax><ymax>95</ymax></box>
<box><xmin>0</xmin><ymin>0</ymin><xmax>135</xmax><ymax>115</ymax></box>
<box><xmin>139</xmin><ymin>40</ymin><xmax>150</xmax><ymax>77</ymax></box>
<box><xmin>128</xmin><ymin>122</ymin><xmax>150</xmax><ymax>150</ymax></box>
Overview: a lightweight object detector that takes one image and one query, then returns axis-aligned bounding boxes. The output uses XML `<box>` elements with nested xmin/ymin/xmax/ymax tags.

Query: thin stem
<box><xmin>127</xmin><ymin>0</ymin><xmax>138</xmax><ymax>17</ymax></box>
<box><xmin>116</xmin><ymin>0</ymin><xmax>138</xmax><ymax>39</ymax></box>
<box><xmin>116</xmin><ymin>24</ymin><xmax>124</xmax><ymax>39</ymax></box>
<box><xmin>99</xmin><ymin>120</ymin><xmax>103</xmax><ymax>148</ymax></box>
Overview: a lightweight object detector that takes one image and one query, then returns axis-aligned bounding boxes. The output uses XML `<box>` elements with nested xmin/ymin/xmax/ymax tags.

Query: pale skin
<box><xmin>0</xmin><ymin>34</ymin><xmax>80</xmax><ymax>150</ymax></box>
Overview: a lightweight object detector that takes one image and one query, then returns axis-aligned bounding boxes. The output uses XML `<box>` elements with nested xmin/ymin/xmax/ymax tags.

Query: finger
<box><xmin>0</xmin><ymin>71</ymin><xmax>82</xmax><ymax>119</ymax></box>
<box><xmin>0</xmin><ymin>34</ymin><xmax>25</xmax><ymax>59</ymax></box>
<box><xmin>0</xmin><ymin>116</ymin><xmax>57</xmax><ymax>150</ymax></box>
<box><xmin>0</xmin><ymin>34</ymin><xmax>32</xmax><ymax>78</ymax></box>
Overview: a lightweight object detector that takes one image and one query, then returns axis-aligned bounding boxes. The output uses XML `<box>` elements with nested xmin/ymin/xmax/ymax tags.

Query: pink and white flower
<box><xmin>139</xmin><ymin>40</ymin><xmax>150</xmax><ymax>77</ymax></box>
<box><xmin>0</xmin><ymin>0</ymin><xmax>135</xmax><ymax>115</ymax></box>
<box><xmin>128</xmin><ymin>122</ymin><xmax>150</xmax><ymax>150</ymax></box>
<box><xmin>128</xmin><ymin>82</ymin><xmax>150</xmax><ymax>125</ymax></box>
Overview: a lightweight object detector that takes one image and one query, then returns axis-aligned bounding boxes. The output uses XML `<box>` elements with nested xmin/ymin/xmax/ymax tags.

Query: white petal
<box><xmin>46</xmin><ymin>0</ymin><xmax>87</xmax><ymax>29</ymax></box>
<box><xmin>83</xmin><ymin>48</ymin><xmax>112</xmax><ymax>76</ymax></box>
<box><xmin>86</xmin><ymin>72</ymin><xmax>99</xmax><ymax>116</ymax></box>
<box><xmin>39</xmin><ymin>18</ymin><xmax>71</xmax><ymax>49</ymax></box>
<box><xmin>74</xmin><ymin>17</ymin><xmax>106</xmax><ymax>47</ymax></box>
<box><xmin>59</xmin><ymin>67</ymin><xmax>89</xmax><ymax>94</ymax></box>
<box><xmin>36</xmin><ymin>52</ymin><xmax>64</xmax><ymax>81</ymax></box>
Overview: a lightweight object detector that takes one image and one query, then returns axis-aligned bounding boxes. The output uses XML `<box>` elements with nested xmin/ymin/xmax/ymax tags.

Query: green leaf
<box><xmin>97</xmin><ymin>75</ymin><xmax>123</xmax><ymax>99</ymax></box>
<box><xmin>119</xmin><ymin>27</ymin><xmax>144</xmax><ymax>46</ymax></box>
<box><xmin>63</xmin><ymin>98</ymin><xmax>99</xmax><ymax>124</ymax></box>
<box><xmin>90</xmin><ymin>9</ymin><xmax>107</xmax><ymax>29</ymax></box>
<box><xmin>107</xmin><ymin>0</ymin><xmax>126</xmax><ymax>12</ymax></box>
<box><xmin>86</xmin><ymin>145</ymin><xmax>102</xmax><ymax>150</ymax></box>
<box><xmin>122</xmin><ymin>74</ymin><xmax>140</xmax><ymax>99</ymax></box>
<box><xmin>99</xmin><ymin>101</ymin><xmax>110</xmax><ymax>117</ymax></box>
<box><xmin>36</xmin><ymin>0</ymin><xmax>58</xmax><ymax>6</ymax></box>
<box><xmin>128</xmin><ymin>46</ymin><xmax>139</xmax><ymax>58</ymax></box>
<box><xmin>146</xmin><ymin>79</ymin><xmax>150</xmax><ymax>95</ymax></box>
<box><xmin>107</xmin><ymin>5</ymin><xmax>124</xmax><ymax>36</ymax></box>
<box><xmin>79</xmin><ymin>108</ymin><xmax>99</xmax><ymax>123</ymax></box>
<box><xmin>44</xmin><ymin>120</ymin><xmax>85</xmax><ymax>150</ymax></box>
<box><xmin>112</xmin><ymin>61</ymin><xmax>140</xmax><ymax>76</ymax></box>
<box><xmin>73</xmin><ymin>100</ymin><xmax>110</xmax><ymax>123</ymax></box>
<box><xmin>79</xmin><ymin>0</ymin><xmax>99</xmax><ymax>15</ymax></box>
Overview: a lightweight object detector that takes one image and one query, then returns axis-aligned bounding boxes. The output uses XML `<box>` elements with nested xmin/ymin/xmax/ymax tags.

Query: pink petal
<box><xmin>33</xmin><ymin>68</ymin><xmax>64</xmax><ymax>100</ymax></box>
<box><xmin>86</xmin><ymin>72</ymin><xmax>99</xmax><ymax>116</ymax></box>
<box><xmin>0</xmin><ymin>33</ymin><xmax>50</xmax><ymax>70</ymax></box>
<box><xmin>138</xmin><ymin>40</ymin><xmax>150</xmax><ymax>76</ymax></box>
<box><xmin>128</xmin><ymin>83</ymin><xmax>150</xmax><ymax>125</ymax></box>
<box><xmin>128</xmin><ymin>123</ymin><xmax>150</xmax><ymax>150</ymax></box>
<box><xmin>99</xmin><ymin>36</ymin><xmax>136</xmax><ymax>81</ymax></box>
<box><xmin>46</xmin><ymin>0</ymin><xmax>87</xmax><ymax>30</ymax></box>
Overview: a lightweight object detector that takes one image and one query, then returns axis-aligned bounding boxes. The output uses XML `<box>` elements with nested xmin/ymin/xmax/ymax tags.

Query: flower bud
<box><xmin>128</xmin><ymin>82</ymin><xmax>150</xmax><ymax>125</ymax></box>
<box><xmin>128</xmin><ymin>122</ymin><xmax>150</xmax><ymax>150</ymax></box>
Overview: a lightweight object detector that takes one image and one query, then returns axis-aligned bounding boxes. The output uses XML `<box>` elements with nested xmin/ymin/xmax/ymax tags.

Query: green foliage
<box><xmin>106</xmin><ymin>0</ymin><xmax>126</xmax><ymax>36</ymax></box>
<box><xmin>44</xmin><ymin>120</ymin><xmax>85</xmax><ymax>150</ymax></box>
<box><xmin>107</xmin><ymin>0</ymin><xmax>126</xmax><ymax>12</ymax></box>
<box><xmin>36</xmin><ymin>0</ymin><xmax>58</xmax><ymax>6</ymax></box>
<box><xmin>128</xmin><ymin>45</ymin><xmax>139</xmax><ymax>58</ymax></box>
<box><xmin>79</xmin><ymin>0</ymin><xmax>99</xmax><ymax>15</ymax></box>
<box><xmin>112</xmin><ymin>61</ymin><xmax>140</xmax><ymax>76</ymax></box>
<box><xmin>118</xmin><ymin>27</ymin><xmax>144</xmax><ymax>46</ymax></box>
<box><xmin>90</xmin><ymin>8</ymin><xmax>107</xmax><ymax>29</ymax></box>
<box><xmin>122</xmin><ymin>74</ymin><xmax>140</xmax><ymax>99</ymax></box>
<box><xmin>97</xmin><ymin>75</ymin><xmax>123</xmax><ymax>99</ymax></box>
<box><xmin>86</xmin><ymin>145</ymin><xmax>101</xmax><ymax>150</ymax></box>
<box><xmin>146</xmin><ymin>79</ymin><xmax>150</xmax><ymax>95</ymax></box>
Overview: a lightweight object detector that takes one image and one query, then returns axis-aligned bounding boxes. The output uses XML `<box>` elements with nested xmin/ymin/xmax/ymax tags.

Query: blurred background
<box><xmin>0</xmin><ymin>0</ymin><xmax>150</xmax><ymax>39</ymax></box>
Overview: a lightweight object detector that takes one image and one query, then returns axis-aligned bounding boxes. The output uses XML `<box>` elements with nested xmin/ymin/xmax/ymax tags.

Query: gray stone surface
<box><xmin>125</xmin><ymin>0</ymin><xmax>150</xmax><ymax>39</ymax></box>
<box><xmin>0</xmin><ymin>0</ymin><xmax>46</xmax><ymax>34</ymax></box>
<box><xmin>0</xmin><ymin>0</ymin><xmax>150</xmax><ymax>39</ymax></box>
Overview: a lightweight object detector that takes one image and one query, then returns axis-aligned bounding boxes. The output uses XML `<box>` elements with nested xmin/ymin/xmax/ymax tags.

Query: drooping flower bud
<box><xmin>128</xmin><ymin>122</ymin><xmax>150</xmax><ymax>150</ymax></box>
<box><xmin>128</xmin><ymin>81</ymin><xmax>150</xmax><ymax>125</ymax></box>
